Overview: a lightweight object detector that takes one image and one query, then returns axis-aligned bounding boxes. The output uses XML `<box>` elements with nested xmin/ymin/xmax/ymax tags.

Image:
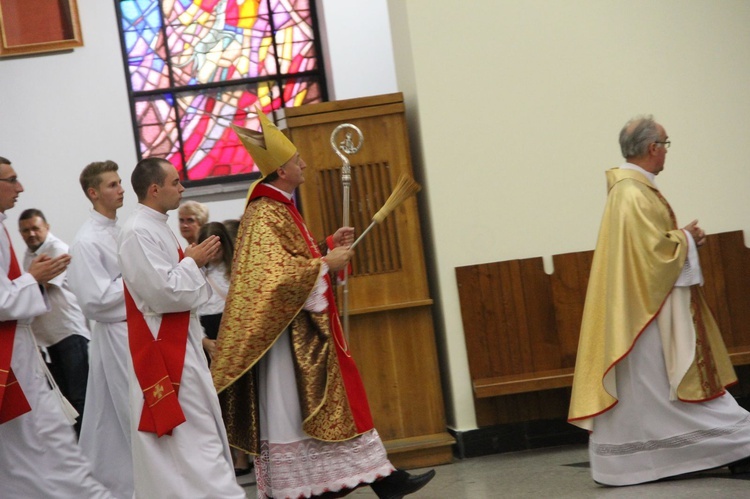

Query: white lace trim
<box><xmin>254</xmin><ymin>428</ymin><xmax>394</xmax><ymax>498</ymax></box>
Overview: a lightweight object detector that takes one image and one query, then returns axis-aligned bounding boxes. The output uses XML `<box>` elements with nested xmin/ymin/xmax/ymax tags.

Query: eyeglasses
<box><xmin>0</xmin><ymin>176</ymin><xmax>19</xmax><ymax>184</ymax></box>
<box><xmin>654</xmin><ymin>141</ymin><xmax>671</xmax><ymax>149</ymax></box>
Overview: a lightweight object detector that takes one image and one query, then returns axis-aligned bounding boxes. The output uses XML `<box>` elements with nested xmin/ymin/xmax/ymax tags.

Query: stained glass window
<box><xmin>116</xmin><ymin>0</ymin><xmax>327</xmax><ymax>184</ymax></box>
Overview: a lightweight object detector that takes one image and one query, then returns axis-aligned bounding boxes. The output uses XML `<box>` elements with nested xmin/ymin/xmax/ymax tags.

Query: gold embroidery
<box><xmin>212</xmin><ymin>197</ymin><xmax>361</xmax><ymax>454</ymax></box>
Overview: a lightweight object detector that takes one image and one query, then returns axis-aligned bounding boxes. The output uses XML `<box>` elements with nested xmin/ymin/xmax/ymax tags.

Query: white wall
<box><xmin>0</xmin><ymin>0</ymin><xmax>136</xmax><ymax>250</ymax></box>
<box><xmin>317</xmin><ymin>0</ymin><xmax>398</xmax><ymax>100</ymax></box>
<box><xmin>0</xmin><ymin>0</ymin><xmax>398</xmax><ymax>246</ymax></box>
<box><xmin>389</xmin><ymin>0</ymin><xmax>750</xmax><ymax>430</ymax></box>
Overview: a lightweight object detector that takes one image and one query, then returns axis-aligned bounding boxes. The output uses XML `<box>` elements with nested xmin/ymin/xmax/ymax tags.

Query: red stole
<box><xmin>125</xmin><ymin>246</ymin><xmax>191</xmax><ymax>437</ymax></box>
<box><xmin>251</xmin><ymin>184</ymin><xmax>375</xmax><ymax>432</ymax></box>
<box><xmin>0</xmin><ymin>229</ymin><xmax>32</xmax><ymax>424</ymax></box>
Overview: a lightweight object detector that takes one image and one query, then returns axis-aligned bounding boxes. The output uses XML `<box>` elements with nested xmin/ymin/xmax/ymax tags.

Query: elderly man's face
<box><xmin>0</xmin><ymin>163</ymin><xmax>24</xmax><ymax>213</ymax></box>
<box><xmin>652</xmin><ymin>124</ymin><xmax>669</xmax><ymax>174</ymax></box>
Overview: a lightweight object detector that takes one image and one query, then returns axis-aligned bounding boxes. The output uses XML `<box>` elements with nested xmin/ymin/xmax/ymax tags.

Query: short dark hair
<box><xmin>131</xmin><ymin>157</ymin><xmax>170</xmax><ymax>201</ymax></box>
<box><xmin>80</xmin><ymin>160</ymin><xmax>119</xmax><ymax>199</ymax></box>
<box><xmin>0</xmin><ymin>156</ymin><xmax>10</xmax><ymax>166</ymax></box>
<box><xmin>19</xmin><ymin>208</ymin><xmax>46</xmax><ymax>223</ymax></box>
<box><xmin>261</xmin><ymin>170</ymin><xmax>280</xmax><ymax>184</ymax></box>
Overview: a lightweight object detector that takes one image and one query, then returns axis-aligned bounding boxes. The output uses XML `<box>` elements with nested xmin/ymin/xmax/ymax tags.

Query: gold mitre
<box><xmin>232</xmin><ymin>108</ymin><xmax>297</xmax><ymax>177</ymax></box>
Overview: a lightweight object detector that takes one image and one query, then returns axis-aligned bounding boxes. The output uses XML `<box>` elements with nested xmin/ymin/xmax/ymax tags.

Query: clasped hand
<box><xmin>683</xmin><ymin>219</ymin><xmax>706</xmax><ymax>247</ymax></box>
<box><xmin>185</xmin><ymin>235</ymin><xmax>221</xmax><ymax>267</ymax></box>
<box><xmin>28</xmin><ymin>253</ymin><xmax>71</xmax><ymax>285</ymax></box>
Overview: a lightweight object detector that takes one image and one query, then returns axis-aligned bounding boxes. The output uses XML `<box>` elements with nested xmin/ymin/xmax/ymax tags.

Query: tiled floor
<box><xmin>239</xmin><ymin>444</ymin><xmax>750</xmax><ymax>498</ymax></box>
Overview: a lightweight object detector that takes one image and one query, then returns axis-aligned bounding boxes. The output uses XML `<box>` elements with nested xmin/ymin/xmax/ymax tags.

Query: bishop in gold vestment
<box><xmin>211</xmin><ymin>109</ymin><xmax>435</xmax><ymax>498</ymax></box>
<box><xmin>568</xmin><ymin>116</ymin><xmax>750</xmax><ymax>486</ymax></box>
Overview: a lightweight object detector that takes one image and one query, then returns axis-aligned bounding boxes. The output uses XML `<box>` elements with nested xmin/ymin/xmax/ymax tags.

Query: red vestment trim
<box><xmin>125</xmin><ymin>246</ymin><xmax>190</xmax><ymax>437</ymax></box>
<box><xmin>0</xmin><ymin>228</ymin><xmax>32</xmax><ymax>424</ymax></box>
<box><xmin>251</xmin><ymin>184</ymin><xmax>374</xmax><ymax>432</ymax></box>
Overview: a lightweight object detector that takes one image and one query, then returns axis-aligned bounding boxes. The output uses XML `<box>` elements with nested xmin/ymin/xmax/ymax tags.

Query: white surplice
<box><xmin>589</xmin><ymin>225</ymin><xmax>750</xmax><ymax>485</ymax></box>
<box><xmin>118</xmin><ymin>204</ymin><xmax>244</xmax><ymax>499</ymax></box>
<box><xmin>69</xmin><ymin>209</ymin><xmax>133</xmax><ymax>498</ymax></box>
<box><xmin>253</xmin><ymin>186</ymin><xmax>394</xmax><ymax>498</ymax></box>
<box><xmin>0</xmin><ymin>214</ymin><xmax>112</xmax><ymax>498</ymax></box>
<box><xmin>256</xmin><ymin>330</ymin><xmax>394</xmax><ymax>499</ymax></box>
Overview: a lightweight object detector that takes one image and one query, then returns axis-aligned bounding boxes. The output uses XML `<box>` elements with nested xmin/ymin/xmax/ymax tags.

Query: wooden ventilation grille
<box><xmin>318</xmin><ymin>162</ymin><xmax>402</xmax><ymax>276</ymax></box>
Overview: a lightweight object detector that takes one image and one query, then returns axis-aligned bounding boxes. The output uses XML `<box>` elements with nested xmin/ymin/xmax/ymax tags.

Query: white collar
<box><xmin>135</xmin><ymin>203</ymin><xmax>169</xmax><ymax>222</ymax></box>
<box><xmin>90</xmin><ymin>208</ymin><xmax>118</xmax><ymax>226</ymax></box>
<box><xmin>620</xmin><ymin>162</ymin><xmax>657</xmax><ymax>188</ymax></box>
<box><xmin>265</xmin><ymin>183</ymin><xmax>294</xmax><ymax>200</ymax></box>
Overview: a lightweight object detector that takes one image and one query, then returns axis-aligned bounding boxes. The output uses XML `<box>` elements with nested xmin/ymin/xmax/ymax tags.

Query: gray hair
<box><xmin>619</xmin><ymin>115</ymin><xmax>661</xmax><ymax>159</ymax></box>
<box><xmin>178</xmin><ymin>200</ymin><xmax>209</xmax><ymax>226</ymax></box>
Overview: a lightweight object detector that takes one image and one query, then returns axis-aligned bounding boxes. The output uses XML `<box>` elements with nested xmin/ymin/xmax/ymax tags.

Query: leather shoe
<box><xmin>728</xmin><ymin>456</ymin><xmax>750</xmax><ymax>475</ymax></box>
<box><xmin>370</xmin><ymin>468</ymin><xmax>436</xmax><ymax>499</ymax></box>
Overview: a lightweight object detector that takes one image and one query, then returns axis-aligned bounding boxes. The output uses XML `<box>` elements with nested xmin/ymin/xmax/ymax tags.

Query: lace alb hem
<box><xmin>255</xmin><ymin>428</ymin><xmax>395</xmax><ymax>499</ymax></box>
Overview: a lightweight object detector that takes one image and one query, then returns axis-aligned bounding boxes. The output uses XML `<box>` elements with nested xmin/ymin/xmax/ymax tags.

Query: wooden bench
<box><xmin>457</xmin><ymin>231</ymin><xmax>750</xmax><ymax>411</ymax></box>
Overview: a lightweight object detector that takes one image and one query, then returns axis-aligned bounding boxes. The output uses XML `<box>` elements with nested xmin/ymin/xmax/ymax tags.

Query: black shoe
<box><xmin>728</xmin><ymin>456</ymin><xmax>750</xmax><ymax>475</ymax></box>
<box><xmin>234</xmin><ymin>466</ymin><xmax>252</xmax><ymax>477</ymax></box>
<box><xmin>370</xmin><ymin>468</ymin><xmax>436</xmax><ymax>499</ymax></box>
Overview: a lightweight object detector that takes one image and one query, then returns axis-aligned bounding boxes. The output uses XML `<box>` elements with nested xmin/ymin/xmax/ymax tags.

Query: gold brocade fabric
<box><xmin>568</xmin><ymin>168</ymin><xmax>735</xmax><ymax>429</ymax></box>
<box><xmin>211</xmin><ymin>196</ymin><xmax>357</xmax><ymax>454</ymax></box>
<box><xmin>292</xmin><ymin>312</ymin><xmax>357</xmax><ymax>441</ymax></box>
<box><xmin>676</xmin><ymin>286</ymin><xmax>736</xmax><ymax>400</ymax></box>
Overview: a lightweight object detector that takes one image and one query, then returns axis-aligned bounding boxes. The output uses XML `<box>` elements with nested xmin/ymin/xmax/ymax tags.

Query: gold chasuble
<box><xmin>212</xmin><ymin>187</ymin><xmax>371</xmax><ymax>455</ymax></box>
<box><xmin>568</xmin><ymin>168</ymin><xmax>736</xmax><ymax>430</ymax></box>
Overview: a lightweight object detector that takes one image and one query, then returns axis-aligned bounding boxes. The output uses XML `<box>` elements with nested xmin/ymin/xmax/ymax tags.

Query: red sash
<box><xmin>125</xmin><ymin>247</ymin><xmax>190</xmax><ymax>437</ymax></box>
<box><xmin>251</xmin><ymin>184</ymin><xmax>375</xmax><ymax>431</ymax></box>
<box><xmin>0</xmin><ymin>229</ymin><xmax>32</xmax><ymax>424</ymax></box>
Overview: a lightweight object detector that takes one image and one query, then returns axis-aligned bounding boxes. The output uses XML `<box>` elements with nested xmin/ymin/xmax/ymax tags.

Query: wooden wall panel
<box><xmin>284</xmin><ymin>94</ymin><xmax>452</xmax><ymax>468</ymax></box>
<box><xmin>458</xmin><ymin>231</ymin><xmax>750</xmax><ymax>427</ymax></box>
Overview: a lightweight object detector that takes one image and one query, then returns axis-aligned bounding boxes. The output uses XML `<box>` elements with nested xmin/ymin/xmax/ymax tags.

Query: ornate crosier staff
<box><xmin>330</xmin><ymin>124</ymin><xmax>363</xmax><ymax>341</ymax></box>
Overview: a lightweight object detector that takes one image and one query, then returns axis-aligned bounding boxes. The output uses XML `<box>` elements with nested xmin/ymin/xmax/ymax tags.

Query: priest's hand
<box><xmin>186</xmin><ymin>235</ymin><xmax>221</xmax><ymax>267</ymax></box>
<box><xmin>683</xmin><ymin>219</ymin><xmax>706</xmax><ymax>247</ymax></box>
<box><xmin>324</xmin><ymin>246</ymin><xmax>353</xmax><ymax>272</ymax></box>
<box><xmin>28</xmin><ymin>253</ymin><xmax>71</xmax><ymax>285</ymax></box>
<box><xmin>332</xmin><ymin>227</ymin><xmax>355</xmax><ymax>247</ymax></box>
<box><xmin>202</xmin><ymin>338</ymin><xmax>216</xmax><ymax>360</ymax></box>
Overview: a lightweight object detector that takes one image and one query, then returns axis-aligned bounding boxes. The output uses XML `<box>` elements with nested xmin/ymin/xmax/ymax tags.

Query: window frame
<box><xmin>113</xmin><ymin>0</ymin><xmax>329</xmax><ymax>187</ymax></box>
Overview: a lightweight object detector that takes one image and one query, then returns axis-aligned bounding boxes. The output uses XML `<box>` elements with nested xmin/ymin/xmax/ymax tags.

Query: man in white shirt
<box><xmin>68</xmin><ymin>160</ymin><xmax>133</xmax><ymax>498</ymax></box>
<box><xmin>117</xmin><ymin>157</ymin><xmax>245</xmax><ymax>498</ymax></box>
<box><xmin>0</xmin><ymin>156</ymin><xmax>113</xmax><ymax>498</ymax></box>
<box><xmin>19</xmin><ymin>208</ymin><xmax>91</xmax><ymax>437</ymax></box>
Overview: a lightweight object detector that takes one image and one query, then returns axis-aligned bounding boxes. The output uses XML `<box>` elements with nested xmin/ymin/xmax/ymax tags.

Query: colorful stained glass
<box><xmin>117</xmin><ymin>0</ymin><xmax>326</xmax><ymax>182</ymax></box>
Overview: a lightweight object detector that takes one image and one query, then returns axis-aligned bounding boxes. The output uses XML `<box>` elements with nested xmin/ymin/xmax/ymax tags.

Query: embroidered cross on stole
<box><xmin>125</xmin><ymin>246</ymin><xmax>190</xmax><ymax>437</ymax></box>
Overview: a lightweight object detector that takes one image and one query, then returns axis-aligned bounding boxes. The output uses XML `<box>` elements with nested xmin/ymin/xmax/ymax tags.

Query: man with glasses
<box><xmin>0</xmin><ymin>156</ymin><xmax>112</xmax><ymax>497</ymax></box>
<box><xmin>569</xmin><ymin>116</ymin><xmax>750</xmax><ymax>485</ymax></box>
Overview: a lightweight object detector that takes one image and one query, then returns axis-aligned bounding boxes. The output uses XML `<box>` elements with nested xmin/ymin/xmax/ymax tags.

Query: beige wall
<box><xmin>389</xmin><ymin>0</ymin><xmax>750</xmax><ymax>430</ymax></box>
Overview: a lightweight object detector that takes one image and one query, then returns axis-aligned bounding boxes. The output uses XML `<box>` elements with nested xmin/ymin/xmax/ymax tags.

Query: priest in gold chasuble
<box><xmin>211</xmin><ymin>109</ymin><xmax>435</xmax><ymax>499</ymax></box>
<box><xmin>568</xmin><ymin>115</ymin><xmax>750</xmax><ymax>486</ymax></box>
